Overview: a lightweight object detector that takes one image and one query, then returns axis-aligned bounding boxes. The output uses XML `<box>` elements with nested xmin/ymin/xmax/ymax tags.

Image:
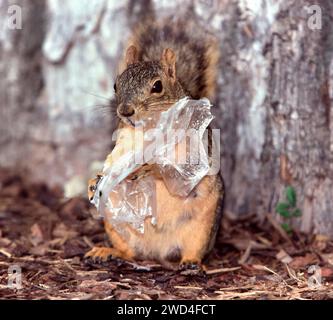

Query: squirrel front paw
<box><xmin>88</xmin><ymin>173</ymin><xmax>103</xmax><ymax>201</ymax></box>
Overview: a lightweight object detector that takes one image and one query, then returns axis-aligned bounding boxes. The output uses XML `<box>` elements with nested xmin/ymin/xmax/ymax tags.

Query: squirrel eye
<box><xmin>113</xmin><ymin>83</ymin><xmax>117</xmax><ymax>92</ymax></box>
<box><xmin>151</xmin><ymin>80</ymin><xmax>163</xmax><ymax>94</ymax></box>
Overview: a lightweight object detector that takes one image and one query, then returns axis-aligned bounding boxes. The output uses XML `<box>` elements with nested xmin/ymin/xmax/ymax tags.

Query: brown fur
<box><xmin>86</xmin><ymin>16</ymin><xmax>223</xmax><ymax>270</ymax></box>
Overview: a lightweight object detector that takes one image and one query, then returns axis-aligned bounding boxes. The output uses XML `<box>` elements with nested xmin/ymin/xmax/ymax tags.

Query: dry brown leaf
<box><xmin>315</xmin><ymin>234</ymin><xmax>330</xmax><ymax>242</ymax></box>
<box><xmin>321</xmin><ymin>253</ymin><xmax>333</xmax><ymax>266</ymax></box>
<box><xmin>289</xmin><ymin>253</ymin><xmax>318</xmax><ymax>269</ymax></box>
<box><xmin>313</xmin><ymin>234</ymin><xmax>330</xmax><ymax>251</ymax></box>
<box><xmin>0</xmin><ymin>237</ymin><xmax>11</xmax><ymax>247</ymax></box>
<box><xmin>321</xmin><ymin>267</ymin><xmax>333</xmax><ymax>278</ymax></box>
<box><xmin>223</xmin><ymin>238</ymin><xmax>268</xmax><ymax>251</ymax></box>
<box><xmin>276</xmin><ymin>249</ymin><xmax>293</xmax><ymax>264</ymax></box>
<box><xmin>30</xmin><ymin>244</ymin><xmax>48</xmax><ymax>256</ymax></box>
<box><xmin>30</xmin><ymin>223</ymin><xmax>44</xmax><ymax>246</ymax></box>
<box><xmin>78</xmin><ymin>279</ymin><xmax>117</xmax><ymax>293</ymax></box>
<box><xmin>53</xmin><ymin>223</ymin><xmax>78</xmax><ymax>239</ymax></box>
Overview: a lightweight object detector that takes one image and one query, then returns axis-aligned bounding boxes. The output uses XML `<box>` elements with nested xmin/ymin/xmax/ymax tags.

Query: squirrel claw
<box><xmin>84</xmin><ymin>247</ymin><xmax>114</xmax><ymax>263</ymax></box>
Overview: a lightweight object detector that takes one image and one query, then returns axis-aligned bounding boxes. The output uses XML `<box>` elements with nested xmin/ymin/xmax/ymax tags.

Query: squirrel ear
<box><xmin>161</xmin><ymin>48</ymin><xmax>176</xmax><ymax>81</ymax></box>
<box><xmin>125</xmin><ymin>45</ymin><xmax>139</xmax><ymax>67</ymax></box>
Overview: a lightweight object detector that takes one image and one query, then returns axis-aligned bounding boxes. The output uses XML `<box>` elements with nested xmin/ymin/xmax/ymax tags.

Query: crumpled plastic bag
<box><xmin>104</xmin><ymin>175</ymin><xmax>157</xmax><ymax>234</ymax></box>
<box><xmin>90</xmin><ymin>97</ymin><xmax>214</xmax><ymax>233</ymax></box>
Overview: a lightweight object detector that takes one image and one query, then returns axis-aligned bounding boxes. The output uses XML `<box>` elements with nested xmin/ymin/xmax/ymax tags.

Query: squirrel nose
<box><xmin>118</xmin><ymin>103</ymin><xmax>135</xmax><ymax>117</ymax></box>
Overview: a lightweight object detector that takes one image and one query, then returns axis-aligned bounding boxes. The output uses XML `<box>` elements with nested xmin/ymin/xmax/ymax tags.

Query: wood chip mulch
<box><xmin>0</xmin><ymin>169</ymin><xmax>333</xmax><ymax>300</ymax></box>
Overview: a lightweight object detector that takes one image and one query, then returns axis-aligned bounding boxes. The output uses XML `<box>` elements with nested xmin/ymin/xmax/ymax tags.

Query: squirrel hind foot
<box><xmin>178</xmin><ymin>260</ymin><xmax>207</xmax><ymax>276</ymax></box>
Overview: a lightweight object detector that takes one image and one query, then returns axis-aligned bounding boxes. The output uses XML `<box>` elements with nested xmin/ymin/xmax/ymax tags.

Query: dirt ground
<box><xmin>0</xmin><ymin>169</ymin><xmax>333</xmax><ymax>300</ymax></box>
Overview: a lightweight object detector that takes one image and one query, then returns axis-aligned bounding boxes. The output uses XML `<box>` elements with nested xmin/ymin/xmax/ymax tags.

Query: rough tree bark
<box><xmin>215</xmin><ymin>0</ymin><xmax>333</xmax><ymax>235</ymax></box>
<box><xmin>0</xmin><ymin>0</ymin><xmax>332</xmax><ymax>235</ymax></box>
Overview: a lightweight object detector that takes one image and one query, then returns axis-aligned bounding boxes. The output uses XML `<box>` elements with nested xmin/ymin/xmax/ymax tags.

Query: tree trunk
<box><xmin>0</xmin><ymin>0</ymin><xmax>332</xmax><ymax>235</ymax></box>
<box><xmin>215</xmin><ymin>0</ymin><xmax>333</xmax><ymax>235</ymax></box>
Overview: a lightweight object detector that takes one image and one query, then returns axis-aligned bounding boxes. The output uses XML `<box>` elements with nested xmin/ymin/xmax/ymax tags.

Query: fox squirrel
<box><xmin>85</xmin><ymin>17</ymin><xmax>224</xmax><ymax>271</ymax></box>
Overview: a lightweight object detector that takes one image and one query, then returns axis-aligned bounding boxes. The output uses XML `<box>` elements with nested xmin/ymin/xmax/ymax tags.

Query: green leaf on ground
<box><xmin>286</xmin><ymin>186</ymin><xmax>296</xmax><ymax>207</ymax></box>
<box><xmin>276</xmin><ymin>202</ymin><xmax>291</xmax><ymax>218</ymax></box>
<box><xmin>281</xmin><ymin>223</ymin><xmax>293</xmax><ymax>234</ymax></box>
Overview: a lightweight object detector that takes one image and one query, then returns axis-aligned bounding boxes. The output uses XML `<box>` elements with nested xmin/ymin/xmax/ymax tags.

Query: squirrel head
<box><xmin>114</xmin><ymin>46</ymin><xmax>186</xmax><ymax>126</ymax></box>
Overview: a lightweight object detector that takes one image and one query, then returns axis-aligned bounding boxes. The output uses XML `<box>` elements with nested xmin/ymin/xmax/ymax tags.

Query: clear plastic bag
<box><xmin>90</xmin><ymin>97</ymin><xmax>214</xmax><ymax>233</ymax></box>
<box><xmin>105</xmin><ymin>175</ymin><xmax>157</xmax><ymax>235</ymax></box>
